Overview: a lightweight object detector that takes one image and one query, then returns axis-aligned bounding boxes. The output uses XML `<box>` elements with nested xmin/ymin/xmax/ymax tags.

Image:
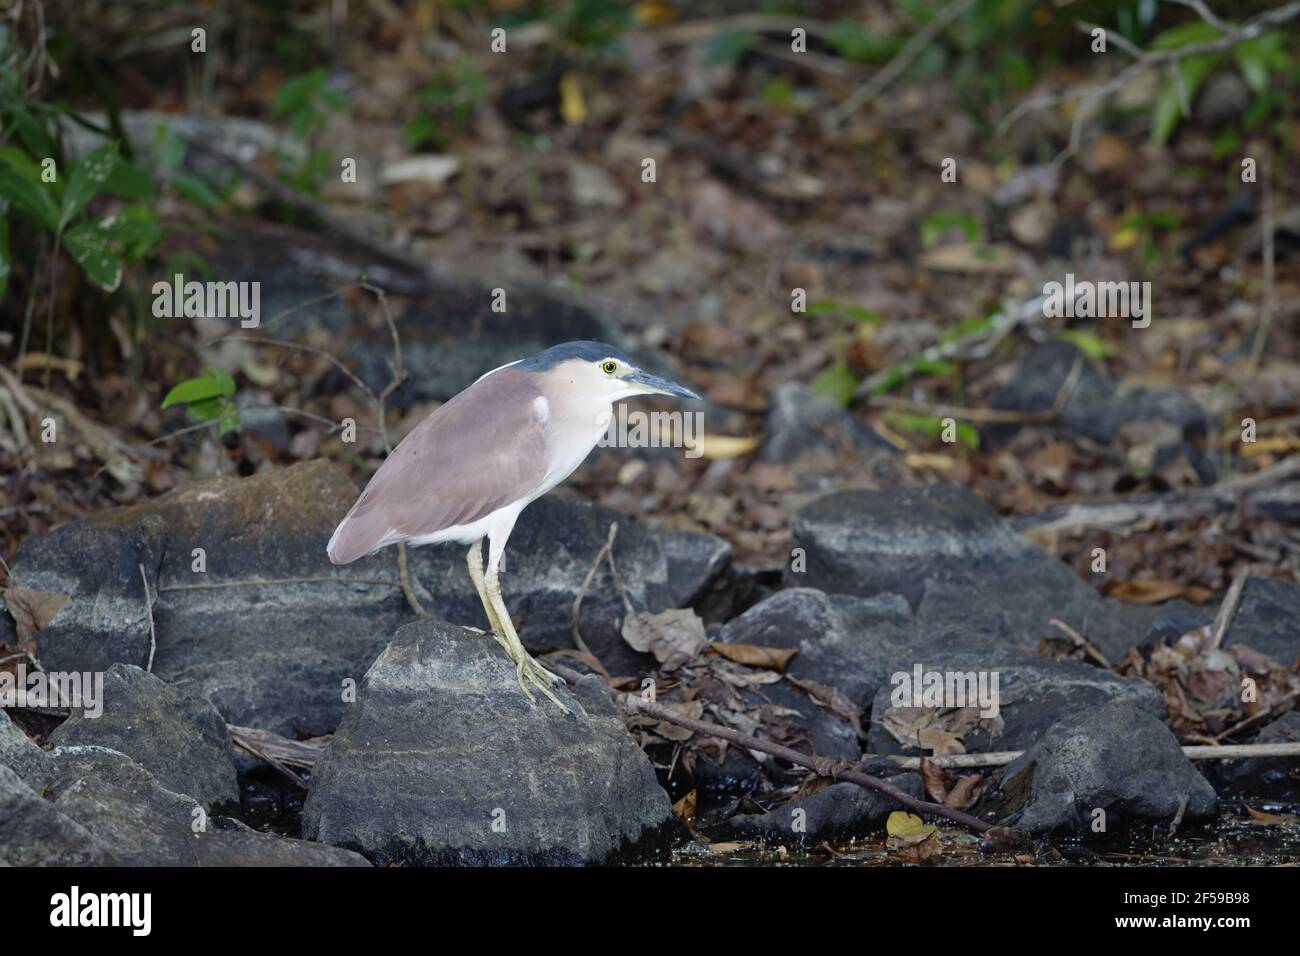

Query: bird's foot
<box><xmin>509</xmin><ymin>649</ymin><xmax>571</xmax><ymax>716</ymax></box>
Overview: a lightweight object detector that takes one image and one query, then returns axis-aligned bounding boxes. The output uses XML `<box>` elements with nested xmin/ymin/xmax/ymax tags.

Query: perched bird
<box><xmin>327</xmin><ymin>341</ymin><xmax>700</xmax><ymax>713</ymax></box>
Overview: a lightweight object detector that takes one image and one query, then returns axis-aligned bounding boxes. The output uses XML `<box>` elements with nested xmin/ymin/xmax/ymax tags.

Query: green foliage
<box><xmin>920</xmin><ymin>211</ymin><xmax>982</xmax><ymax>249</ymax></box>
<box><xmin>883</xmin><ymin>411</ymin><xmax>980</xmax><ymax>450</ymax></box>
<box><xmin>404</xmin><ymin>58</ymin><xmax>486</xmax><ymax>152</ymax></box>
<box><xmin>1057</xmin><ymin>329</ymin><xmax>1116</xmax><ymax>359</ymax></box>
<box><xmin>806</xmin><ymin>299</ymin><xmax>885</xmax><ymax>324</ymax></box>
<box><xmin>271</xmin><ymin>69</ymin><xmax>349</xmax><ymax>193</ymax></box>
<box><xmin>811</xmin><ymin>362</ymin><xmax>857</xmax><ymax>407</ymax></box>
<box><xmin>162</xmin><ymin>367</ymin><xmax>240</xmax><ymax>435</ymax></box>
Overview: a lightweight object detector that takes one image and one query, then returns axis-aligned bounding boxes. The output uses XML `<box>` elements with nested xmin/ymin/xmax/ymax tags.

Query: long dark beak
<box><xmin>627</xmin><ymin>369</ymin><xmax>701</xmax><ymax>400</ymax></box>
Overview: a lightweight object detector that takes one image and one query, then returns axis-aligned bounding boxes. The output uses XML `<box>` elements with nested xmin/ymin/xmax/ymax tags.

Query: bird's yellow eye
<box><xmin>601</xmin><ymin>360</ymin><xmax>618</xmax><ymax>375</ymax></box>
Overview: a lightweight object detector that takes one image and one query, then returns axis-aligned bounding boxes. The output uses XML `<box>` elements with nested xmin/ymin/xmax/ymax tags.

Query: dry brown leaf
<box><xmin>709</xmin><ymin>641</ymin><xmax>797</xmax><ymax>672</ymax></box>
<box><xmin>621</xmin><ymin>608</ymin><xmax>708</xmax><ymax>671</ymax></box>
<box><xmin>673</xmin><ymin>789</ymin><xmax>697</xmax><ymax>827</ymax></box>
<box><xmin>920</xmin><ymin>755</ymin><xmax>948</xmax><ymax>803</ymax></box>
<box><xmin>786</xmin><ymin>675</ymin><xmax>866</xmax><ymax>739</ymax></box>
<box><xmin>1106</xmin><ymin>579</ymin><xmax>1213</xmax><ymax>605</ymax></box>
<box><xmin>944</xmin><ymin>774</ymin><xmax>982</xmax><ymax>809</ymax></box>
<box><xmin>3</xmin><ymin>586</ymin><xmax>70</xmax><ymax>641</ymax></box>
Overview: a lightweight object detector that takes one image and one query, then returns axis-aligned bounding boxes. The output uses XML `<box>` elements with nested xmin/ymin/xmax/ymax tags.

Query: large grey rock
<box><xmin>657</xmin><ymin>528</ymin><xmax>733</xmax><ymax>609</ymax></box>
<box><xmin>727</xmin><ymin>775</ymin><xmax>924</xmax><ymax>843</ymax></box>
<box><xmin>1221</xmin><ymin>577</ymin><xmax>1300</xmax><ymax>665</ymax></box>
<box><xmin>0</xmin><ymin>764</ymin><xmax>113</xmax><ymax>866</ymax></box>
<box><xmin>2</xmin><ymin>744</ymin><xmax>369</xmax><ymax>866</ymax></box>
<box><xmin>302</xmin><ymin>621</ymin><xmax>679</xmax><ymax>865</ymax></box>
<box><xmin>720</xmin><ymin>588</ymin><xmax>914</xmax><ymax>710</ymax></box>
<box><xmin>988</xmin><ymin>340</ymin><xmax>1215</xmax><ymax>482</ymax></box>
<box><xmin>979</xmin><ymin>700</ymin><xmax>1217</xmax><ymax>834</ymax></box>
<box><xmin>10</xmin><ymin>461</ymin><xmax>411</xmax><ymax>736</ymax></box>
<box><xmin>48</xmin><ymin>748</ymin><xmax>368</xmax><ymax>866</ymax></box>
<box><xmin>0</xmin><ymin>711</ymin><xmax>54</xmax><ymax>786</ymax></box>
<box><xmin>49</xmin><ymin>664</ymin><xmax>239</xmax><ymax>810</ymax></box>
<box><xmin>788</xmin><ymin>482</ymin><xmax>1183</xmax><ymax>662</ymax></box>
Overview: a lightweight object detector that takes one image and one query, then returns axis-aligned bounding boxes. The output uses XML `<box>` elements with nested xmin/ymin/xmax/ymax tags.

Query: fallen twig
<box><xmin>228</xmin><ymin>726</ymin><xmax>312</xmax><ymax>791</ymax></box>
<box><xmin>1208</xmin><ymin>575</ymin><xmax>1248</xmax><ymax>651</ymax></box>
<box><xmin>571</xmin><ymin>522</ymin><xmax>618</xmax><ymax>659</ymax></box>
<box><xmin>1049</xmin><ymin>617</ymin><xmax>1111</xmax><ymax>669</ymax></box>
<box><xmin>873</xmin><ymin>740</ymin><xmax>1300</xmax><ymax>770</ymax></box>
<box><xmin>139</xmin><ymin>564</ymin><xmax>156</xmax><ymax>673</ymax></box>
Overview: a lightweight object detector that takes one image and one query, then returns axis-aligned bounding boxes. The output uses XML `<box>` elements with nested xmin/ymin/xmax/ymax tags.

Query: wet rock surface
<box><xmin>48</xmin><ymin>663</ymin><xmax>239</xmax><ymax>810</ymax></box>
<box><xmin>979</xmin><ymin>700</ymin><xmax>1217</xmax><ymax>834</ymax></box>
<box><xmin>303</xmin><ymin>621</ymin><xmax>680</xmax><ymax>865</ymax></box>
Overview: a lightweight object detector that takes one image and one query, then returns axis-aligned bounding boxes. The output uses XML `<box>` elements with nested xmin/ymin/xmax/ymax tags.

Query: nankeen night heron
<box><xmin>327</xmin><ymin>341</ymin><xmax>700</xmax><ymax>713</ymax></box>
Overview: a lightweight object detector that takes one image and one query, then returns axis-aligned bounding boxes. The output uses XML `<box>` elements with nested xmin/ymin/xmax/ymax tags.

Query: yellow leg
<box><xmin>466</xmin><ymin>541</ymin><xmax>510</xmax><ymax>654</ymax></box>
<box><xmin>484</xmin><ymin>565</ymin><xmax>570</xmax><ymax>715</ymax></box>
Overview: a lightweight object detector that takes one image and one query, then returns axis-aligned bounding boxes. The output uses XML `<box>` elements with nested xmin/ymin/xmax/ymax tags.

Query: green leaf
<box><xmin>99</xmin><ymin>204</ymin><xmax>162</xmax><ymax>261</ymax></box>
<box><xmin>920</xmin><ymin>211</ymin><xmax>981</xmax><ymax>249</ymax></box>
<box><xmin>103</xmin><ymin>159</ymin><xmax>155</xmax><ymax>200</ymax></box>
<box><xmin>812</xmin><ymin>362</ymin><xmax>858</xmax><ymax>408</ymax></box>
<box><xmin>703</xmin><ymin>30</ymin><xmax>753</xmax><ymax>67</ymax></box>
<box><xmin>882</xmin><ymin>412</ymin><xmax>979</xmax><ymax>450</ymax></box>
<box><xmin>8</xmin><ymin>106</ymin><xmax>52</xmax><ymax>158</ymax></box>
<box><xmin>1151</xmin><ymin>54</ymin><xmax>1220</xmax><ymax>145</ymax></box>
<box><xmin>1234</xmin><ymin>32</ymin><xmax>1285</xmax><ymax>94</ymax></box>
<box><xmin>60</xmin><ymin>143</ymin><xmax>119</xmax><ymax>230</ymax></box>
<box><xmin>825</xmin><ymin>20</ymin><xmax>903</xmax><ymax>64</ymax></box>
<box><xmin>273</xmin><ymin>68</ymin><xmax>328</xmax><ymax>117</ymax></box>
<box><xmin>161</xmin><ymin>368</ymin><xmax>236</xmax><ymax>410</ymax></box>
<box><xmin>0</xmin><ymin>155</ymin><xmax>58</xmax><ymax>228</ymax></box>
<box><xmin>1057</xmin><ymin>330</ymin><xmax>1116</xmax><ymax>359</ymax></box>
<box><xmin>62</xmin><ymin>220</ymin><xmax>122</xmax><ymax>291</ymax></box>
<box><xmin>171</xmin><ymin>171</ymin><xmax>220</xmax><ymax>208</ymax></box>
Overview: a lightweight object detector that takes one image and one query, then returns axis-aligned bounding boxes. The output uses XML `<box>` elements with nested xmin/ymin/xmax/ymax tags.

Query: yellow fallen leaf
<box><xmin>634</xmin><ymin>1</ymin><xmax>675</xmax><ymax>26</ymax></box>
<box><xmin>560</xmin><ymin>73</ymin><xmax>586</xmax><ymax>125</ymax></box>
<box><xmin>709</xmin><ymin>641</ymin><xmax>798</xmax><ymax>672</ymax></box>
<box><xmin>1240</xmin><ymin>436</ymin><xmax>1300</xmax><ymax>457</ymax></box>
<box><xmin>687</xmin><ymin>434</ymin><xmax>762</xmax><ymax>460</ymax></box>
<box><xmin>886</xmin><ymin>811</ymin><xmax>934</xmax><ymax>839</ymax></box>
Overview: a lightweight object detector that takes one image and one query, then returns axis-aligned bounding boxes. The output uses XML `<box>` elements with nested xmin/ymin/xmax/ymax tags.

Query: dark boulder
<box><xmin>49</xmin><ymin>663</ymin><xmax>239</xmax><ymax>810</ymax></box>
<box><xmin>978</xmin><ymin>700</ymin><xmax>1216</xmax><ymax>834</ymax></box>
<box><xmin>302</xmin><ymin>621</ymin><xmax>680</xmax><ymax>865</ymax></box>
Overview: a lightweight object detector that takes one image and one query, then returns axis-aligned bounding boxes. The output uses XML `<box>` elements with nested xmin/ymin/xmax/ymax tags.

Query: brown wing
<box><xmin>327</xmin><ymin>367</ymin><xmax>547</xmax><ymax>563</ymax></box>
